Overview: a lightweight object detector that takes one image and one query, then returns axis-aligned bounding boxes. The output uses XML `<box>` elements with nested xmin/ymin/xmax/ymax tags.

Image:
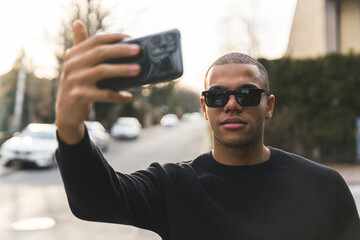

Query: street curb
<box><xmin>323</xmin><ymin>163</ymin><xmax>360</xmax><ymax>186</ymax></box>
<box><xmin>347</xmin><ymin>181</ymin><xmax>360</xmax><ymax>186</ymax></box>
<box><xmin>0</xmin><ymin>165</ymin><xmax>16</xmax><ymax>177</ymax></box>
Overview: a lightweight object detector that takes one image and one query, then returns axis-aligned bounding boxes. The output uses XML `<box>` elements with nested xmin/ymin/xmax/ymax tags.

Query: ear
<box><xmin>200</xmin><ymin>97</ymin><xmax>209</xmax><ymax>120</ymax></box>
<box><xmin>266</xmin><ymin>94</ymin><xmax>275</xmax><ymax>119</ymax></box>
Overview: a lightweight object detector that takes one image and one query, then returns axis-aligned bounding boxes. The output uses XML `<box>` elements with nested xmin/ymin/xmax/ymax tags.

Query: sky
<box><xmin>0</xmin><ymin>0</ymin><xmax>298</xmax><ymax>92</ymax></box>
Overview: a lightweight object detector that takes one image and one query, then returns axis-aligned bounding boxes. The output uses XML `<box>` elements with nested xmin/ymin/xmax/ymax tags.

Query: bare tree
<box><xmin>218</xmin><ymin>0</ymin><xmax>260</xmax><ymax>58</ymax></box>
<box><xmin>53</xmin><ymin>0</ymin><xmax>178</xmax><ymax>126</ymax></box>
<box><xmin>54</xmin><ymin>0</ymin><xmax>118</xmax><ymax>120</ymax></box>
<box><xmin>55</xmin><ymin>0</ymin><xmax>119</xmax><ymax>72</ymax></box>
<box><xmin>244</xmin><ymin>12</ymin><xmax>260</xmax><ymax>58</ymax></box>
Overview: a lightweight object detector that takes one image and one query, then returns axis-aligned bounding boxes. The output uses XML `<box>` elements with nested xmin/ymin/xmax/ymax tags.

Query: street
<box><xmin>1</xmin><ymin>118</ymin><xmax>360</xmax><ymax>240</ymax></box>
<box><xmin>0</xmin><ymin>119</ymin><xmax>211</xmax><ymax>240</ymax></box>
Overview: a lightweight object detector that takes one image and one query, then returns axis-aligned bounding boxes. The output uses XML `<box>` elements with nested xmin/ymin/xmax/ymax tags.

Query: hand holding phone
<box><xmin>96</xmin><ymin>29</ymin><xmax>183</xmax><ymax>91</ymax></box>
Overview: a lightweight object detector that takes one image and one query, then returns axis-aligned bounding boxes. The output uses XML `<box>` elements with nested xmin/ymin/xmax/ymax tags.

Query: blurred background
<box><xmin>0</xmin><ymin>0</ymin><xmax>296</xmax><ymax>135</ymax></box>
<box><xmin>1</xmin><ymin>0</ymin><xmax>360</xmax><ymax>239</ymax></box>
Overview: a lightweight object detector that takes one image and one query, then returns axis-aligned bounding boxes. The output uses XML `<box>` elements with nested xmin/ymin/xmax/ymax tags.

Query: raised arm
<box><xmin>55</xmin><ymin>20</ymin><xmax>140</xmax><ymax>144</ymax></box>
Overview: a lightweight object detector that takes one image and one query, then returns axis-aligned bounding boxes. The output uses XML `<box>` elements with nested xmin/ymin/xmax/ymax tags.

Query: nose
<box><xmin>224</xmin><ymin>95</ymin><xmax>243</xmax><ymax>113</ymax></box>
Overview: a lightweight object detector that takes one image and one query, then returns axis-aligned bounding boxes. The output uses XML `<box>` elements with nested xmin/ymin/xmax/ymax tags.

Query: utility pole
<box><xmin>357</xmin><ymin>117</ymin><xmax>360</xmax><ymax>163</ymax></box>
<box><xmin>0</xmin><ymin>80</ymin><xmax>4</xmax><ymax>131</ymax></box>
<box><xmin>12</xmin><ymin>59</ymin><xmax>27</xmax><ymax>132</ymax></box>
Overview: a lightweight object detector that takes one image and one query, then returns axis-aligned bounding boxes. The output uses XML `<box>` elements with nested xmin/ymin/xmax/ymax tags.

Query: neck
<box><xmin>212</xmin><ymin>141</ymin><xmax>270</xmax><ymax>166</ymax></box>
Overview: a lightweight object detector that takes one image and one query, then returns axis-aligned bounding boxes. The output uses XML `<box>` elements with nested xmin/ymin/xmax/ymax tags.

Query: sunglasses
<box><xmin>202</xmin><ymin>88</ymin><xmax>270</xmax><ymax>108</ymax></box>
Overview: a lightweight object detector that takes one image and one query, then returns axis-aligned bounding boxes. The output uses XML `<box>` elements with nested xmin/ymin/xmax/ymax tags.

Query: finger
<box><xmin>90</xmin><ymin>64</ymin><xmax>141</xmax><ymax>83</ymax></box>
<box><xmin>73</xmin><ymin>20</ymin><xmax>88</xmax><ymax>46</ymax></box>
<box><xmin>82</xmin><ymin>88</ymin><xmax>133</xmax><ymax>103</ymax></box>
<box><xmin>77</xmin><ymin>43</ymin><xmax>141</xmax><ymax>67</ymax></box>
<box><xmin>65</xmin><ymin>33</ymin><xmax>132</xmax><ymax>62</ymax></box>
<box><xmin>77</xmin><ymin>33</ymin><xmax>130</xmax><ymax>52</ymax></box>
<box><xmin>65</xmin><ymin>63</ymin><xmax>141</xmax><ymax>86</ymax></box>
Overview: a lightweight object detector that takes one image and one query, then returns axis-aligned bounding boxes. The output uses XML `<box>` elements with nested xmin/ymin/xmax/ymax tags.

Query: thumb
<box><xmin>73</xmin><ymin>20</ymin><xmax>88</xmax><ymax>46</ymax></box>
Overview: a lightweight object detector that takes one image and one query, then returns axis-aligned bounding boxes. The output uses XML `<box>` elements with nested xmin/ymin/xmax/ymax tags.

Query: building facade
<box><xmin>286</xmin><ymin>0</ymin><xmax>360</xmax><ymax>58</ymax></box>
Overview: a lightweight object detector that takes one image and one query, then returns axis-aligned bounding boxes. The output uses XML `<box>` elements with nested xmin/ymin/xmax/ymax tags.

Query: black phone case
<box><xmin>96</xmin><ymin>29</ymin><xmax>183</xmax><ymax>91</ymax></box>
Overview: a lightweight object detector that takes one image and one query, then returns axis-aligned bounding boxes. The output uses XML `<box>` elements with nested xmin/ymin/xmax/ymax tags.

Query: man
<box><xmin>56</xmin><ymin>21</ymin><xmax>360</xmax><ymax>239</ymax></box>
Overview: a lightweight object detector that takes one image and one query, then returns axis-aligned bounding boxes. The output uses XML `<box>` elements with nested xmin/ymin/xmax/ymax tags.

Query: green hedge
<box><xmin>259</xmin><ymin>53</ymin><xmax>360</xmax><ymax>163</ymax></box>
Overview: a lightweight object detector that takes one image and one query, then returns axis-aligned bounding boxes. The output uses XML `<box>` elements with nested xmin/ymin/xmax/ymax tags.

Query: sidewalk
<box><xmin>324</xmin><ymin>163</ymin><xmax>360</xmax><ymax>185</ymax></box>
<box><xmin>0</xmin><ymin>164</ymin><xmax>15</xmax><ymax>177</ymax></box>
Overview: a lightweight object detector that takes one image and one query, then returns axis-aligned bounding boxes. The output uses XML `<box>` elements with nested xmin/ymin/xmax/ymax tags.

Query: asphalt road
<box><xmin>0</xmin><ymin>119</ymin><xmax>211</xmax><ymax>240</ymax></box>
<box><xmin>1</xmin><ymin>118</ymin><xmax>360</xmax><ymax>240</ymax></box>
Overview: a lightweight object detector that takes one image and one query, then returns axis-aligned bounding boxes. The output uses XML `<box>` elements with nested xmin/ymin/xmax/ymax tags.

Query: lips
<box><xmin>220</xmin><ymin>117</ymin><xmax>247</xmax><ymax>130</ymax></box>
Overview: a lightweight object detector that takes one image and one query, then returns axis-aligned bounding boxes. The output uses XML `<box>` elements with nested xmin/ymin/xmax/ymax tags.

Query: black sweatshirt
<box><xmin>56</xmin><ymin>130</ymin><xmax>360</xmax><ymax>240</ymax></box>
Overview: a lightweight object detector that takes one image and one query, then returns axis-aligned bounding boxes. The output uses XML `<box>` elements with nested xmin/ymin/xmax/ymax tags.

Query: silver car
<box><xmin>0</xmin><ymin>123</ymin><xmax>57</xmax><ymax>168</ymax></box>
<box><xmin>110</xmin><ymin>117</ymin><xmax>142</xmax><ymax>139</ymax></box>
<box><xmin>85</xmin><ymin>121</ymin><xmax>110</xmax><ymax>151</ymax></box>
<box><xmin>160</xmin><ymin>114</ymin><xmax>179</xmax><ymax>127</ymax></box>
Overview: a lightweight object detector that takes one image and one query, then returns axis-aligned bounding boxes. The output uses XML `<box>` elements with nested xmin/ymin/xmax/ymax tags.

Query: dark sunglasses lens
<box><xmin>205</xmin><ymin>92</ymin><xmax>227</xmax><ymax>107</ymax></box>
<box><xmin>204</xmin><ymin>89</ymin><xmax>266</xmax><ymax>107</ymax></box>
<box><xmin>240</xmin><ymin>89</ymin><xmax>262</xmax><ymax>106</ymax></box>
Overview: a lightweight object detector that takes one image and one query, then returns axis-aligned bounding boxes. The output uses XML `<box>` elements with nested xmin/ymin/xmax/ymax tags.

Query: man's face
<box><xmin>201</xmin><ymin>63</ymin><xmax>275</xmax><ymax>149</ymax></box>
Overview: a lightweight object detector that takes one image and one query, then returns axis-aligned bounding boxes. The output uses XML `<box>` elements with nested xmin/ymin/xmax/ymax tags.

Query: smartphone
<box><xmin>96</xmin><ymin>29</ymin><xmax>183</xmax><ymax>91</ymax></box>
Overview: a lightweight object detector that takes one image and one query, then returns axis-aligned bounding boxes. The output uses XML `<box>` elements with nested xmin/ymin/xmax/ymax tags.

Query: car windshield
<box><xmin>20</xmin><ymin>127</ymin><xmax>55</xmax><ymax>139</ymax></box>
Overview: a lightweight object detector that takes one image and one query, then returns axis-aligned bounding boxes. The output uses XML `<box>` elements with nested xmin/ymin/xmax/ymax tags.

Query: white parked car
<box><xmin>160</xmin><ymin>114</ymin><xmax>179</xmax><ymax>127</ymax></box>
<box><xmin>110</xmin><ymin>117</ymin><xmax>142</xmax><ymax>139</ymax></box>
<box><xmin>85</xmin><ymin>121</ymin><xmax>110</xmax><ymax>151</ymax></box>
<box><xmin>0</xmin><ymin>123</ymin><xmax>57</xmax><ymax>168</ymax></box>
<box><xmin>182</xmin><ymin>112</ymin><xmax>204</xmax><ymax>123</ymax></box>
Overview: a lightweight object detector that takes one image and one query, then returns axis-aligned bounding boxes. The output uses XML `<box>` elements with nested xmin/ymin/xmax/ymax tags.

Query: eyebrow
<box><xmin>208</xmin><ymin>84</ymin><xmax>259</xmax><ymax>91</ymax></box>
